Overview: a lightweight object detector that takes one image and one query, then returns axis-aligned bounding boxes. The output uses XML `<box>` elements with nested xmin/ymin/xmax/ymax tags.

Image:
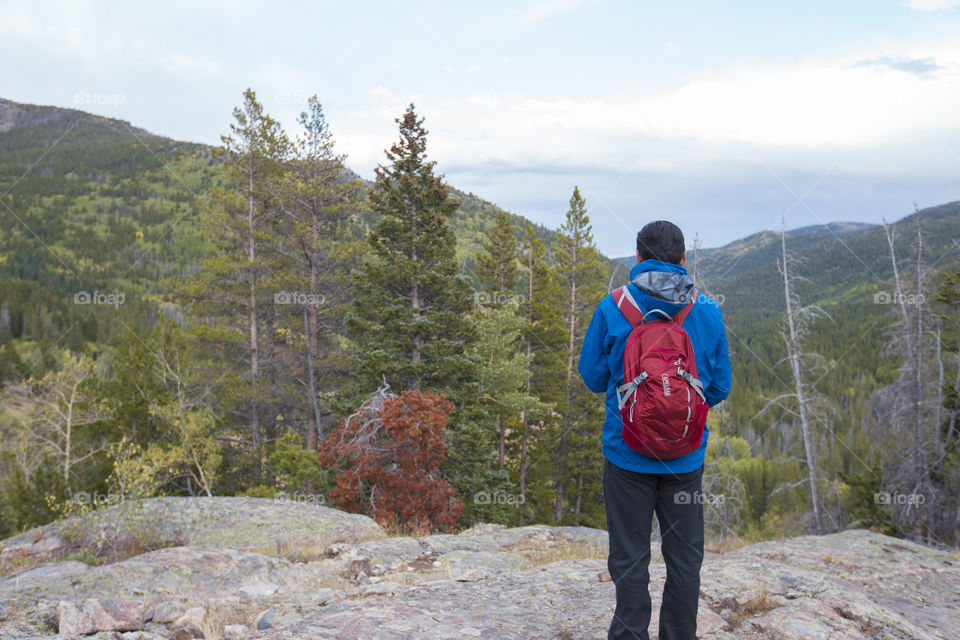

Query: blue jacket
<box><xmin>578</xmin><ymin>259</ymin><xmax>732</xmax><ymax>473</ymax></box>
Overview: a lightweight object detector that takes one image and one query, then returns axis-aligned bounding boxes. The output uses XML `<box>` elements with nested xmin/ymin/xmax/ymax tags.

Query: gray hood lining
<box><xmin>630</xmin><ymin>271</ymin><xmax>696</xmax><ymax>305</ymax></box>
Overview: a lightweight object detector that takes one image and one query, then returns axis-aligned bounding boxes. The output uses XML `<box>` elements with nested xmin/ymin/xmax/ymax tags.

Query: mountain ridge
<box><xmin>0</xmin><ymin>96</ymin><xmax>154</xmax><ymax>138</ymax></box>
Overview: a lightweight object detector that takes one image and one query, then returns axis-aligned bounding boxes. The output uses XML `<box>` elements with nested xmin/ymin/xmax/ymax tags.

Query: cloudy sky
<box><xmin>3</xmin><ymin>0</ymin><xmax>960</xmax><ymax>256</ymax></box>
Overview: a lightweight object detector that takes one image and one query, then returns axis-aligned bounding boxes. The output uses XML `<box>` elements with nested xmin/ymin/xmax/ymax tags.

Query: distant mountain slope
<box><xmin>0</xmin><ymin>97</ymin><xmax>152</xmax><ymax>136</ymax></box>
<box><xmin>713</xmin><ymin>203</ymin><xmax>959</xmax><ymax>435</ymax></box>
<box><xmin>610</xmin><ymin>201</ymin><xmax>960</xmax><ymax>437</ymax></box>
<box><xmin>614</xmin><ymin>221</ymin><xmax>878</xmax><ymax>279</ymax></box>
<box><xmin>705</xmin><ymin>201</ymin><xmax>958</xmax><ymax>323</ymax></box>
<box><xmin>0</xmin><ymin>97</ymin><xmax>561</xmax><ymax>296</ymax></box>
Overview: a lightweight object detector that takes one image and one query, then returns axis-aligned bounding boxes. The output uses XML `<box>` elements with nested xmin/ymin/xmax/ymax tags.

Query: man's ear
<box><xmin>636</xmin><ymin>250</ymin><xmax>642</xmax><ymax>263</ymax></box>
<box><xmin>679</xmin><ymin>252</ymin><xmax>687</xmax><ymax>266</ymax></box>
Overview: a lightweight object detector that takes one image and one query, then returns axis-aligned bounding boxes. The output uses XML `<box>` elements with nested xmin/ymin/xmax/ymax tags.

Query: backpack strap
<box><xmin>611</xmin><ymin>286</ymin><xmax>645</xmax><ymax>327</ymax></box>
<box><xmin>612</xmin><ymin>286</ymin><xmax>699</xmax><ymax>327</ymax></box>
<box><xmin>672</xmin><ymin>289</ymin><xmax>699</xmax><ymax>325</ymax></box>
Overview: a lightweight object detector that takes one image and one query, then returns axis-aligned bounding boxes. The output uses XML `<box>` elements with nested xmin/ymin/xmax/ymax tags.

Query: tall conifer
<box><xmin>346</xmin><ymin>105</ymin><xmax>475</xmax><ymax>396</ymax></box>
<box><xmin>551</xmin><ymin>187</ymin><xmax>607</xmax><ymax>524</ymax></box>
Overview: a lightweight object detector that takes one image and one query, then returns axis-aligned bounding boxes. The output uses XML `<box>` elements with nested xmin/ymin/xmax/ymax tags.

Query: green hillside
<box><xmin>0</xmin><ymin>97</ymin><xmax>559</xmax><ymax>363</ymax></box>
<box><xmin>713</xmin><ymin>203</ymin><xmax>959</xmax><ymax>439</ymax></box>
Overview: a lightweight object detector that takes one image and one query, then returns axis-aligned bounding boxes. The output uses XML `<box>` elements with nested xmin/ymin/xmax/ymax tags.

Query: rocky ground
<box><xmin>0</xmin><ymin>497</ymin><xmax>957</xmax><ymax>639</ymax></box>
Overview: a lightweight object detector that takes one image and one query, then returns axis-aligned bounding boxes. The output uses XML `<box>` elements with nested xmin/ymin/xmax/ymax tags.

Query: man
<box><xmin>578</xmin><ymin>220</ymin><xmax>732</xmax><ymax>640</ymax></box>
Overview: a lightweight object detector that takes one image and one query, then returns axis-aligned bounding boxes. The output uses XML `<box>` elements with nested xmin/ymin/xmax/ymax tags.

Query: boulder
<box><xmin>58</xmin><ymin>598</ymin><xmax>145</xmax><ymax>636</ymax></box>
<box><xmin>148</xmin><ymin>599</ymin><xmax>184</xmax><ymax>624</ymax></box>
<box><xmin>24</xmin><ymin>496</ymin><xmax>385</xmax><ymax>556</ymax></box>
<box><xmin>255</xmin><ymin>606</ymin><xmax>276</xmax><ymax>630</ymax></box>
<box><xmin>2</xmin><ymin>546</ymin><xmax>291</xmax><ymax>603</ymax></box>
<box><xmin>170</xmin><ymin>623</ymin><xmax>204</xmax><ymax>639</ymax></box>
<box><xmin>171</xmin><ymin>606</ymin><xmax>205</xmax><ymax>629</ymax></box>
<box><xmin>237</xmin><ymin>578</ymin><xmax>279</xmax><ymax>598</ymax></box>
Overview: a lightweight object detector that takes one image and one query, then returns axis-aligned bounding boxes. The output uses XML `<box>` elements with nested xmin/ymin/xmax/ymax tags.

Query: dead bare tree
<box><xmin>690</xmin><ymin>232</ymin><xmax>703</xmax><ymax>290</ymax></box>
<box><xmin>780</xmin><ymin>225</ymin><xmax>827</xmax><ymax>534</ymax></box>
<box><xmin>701</xmin><ymin>467</ymin><xmax>745</xmax><ymax>541</ymax></box>
<box><xmin>753</xmin><ymin>220</ymin><xmax>832</xmax><ymax>534</ymax></box>
<box><xmin>875</xmin><ymin>214</ymin><xmax>948</xmax><ymax>543</ymax></box>
<box><xmin>326</xmin><ymin>378</ymin><xmax>394</xmax><ymax>453</ymax></box>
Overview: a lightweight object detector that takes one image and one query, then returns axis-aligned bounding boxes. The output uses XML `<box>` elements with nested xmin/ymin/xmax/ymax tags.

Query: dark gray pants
<box><xmin>603</xmin><ymin>459</ymin><xmax>704</xmax><ymax>640</ymax></box>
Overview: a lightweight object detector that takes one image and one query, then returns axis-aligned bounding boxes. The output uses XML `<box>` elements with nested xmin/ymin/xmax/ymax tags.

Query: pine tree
<box><xmin>275</xmin><ymin>96</ymin><xmax>362</xmax><ymax>457</ymax></box>
<box><xmin>551</xmin><ymin>187</ymin><xmax>607</xmax><ymax>524</ymax></box>
<box><xmin>937</xmin><ymin>261</ymin><xmax>960</xmax><ymax>446</ymax></box>
<box><xmin>516</xmin><ymin>224</ymin><xmax>565</xmax><ymax>523</ymax></box>
<box><xmin>476</xmin><ymin>209</ymin><xmax>519</xmax><ymax>303</ymax></box>
<box><xmin>318</xmin><ymin>388</ymin><xmax>464</xmax><ymax>533</ymax></box>
<box><xmin>935</xmin><ymin>259</ymin><xmax>960</xmax><ymax>544</ymax></box>
<box><xmin>346</xmin><ymin>104</ymin><xmax>475</xmax><ymax>396</ymax></box>
<box><xmin>474</xmin><ymin>212</ymin><xmax>523</xmax><ymax>465</ymax></box>
<box><xmin>346</xmin><ymin>105</ymin><xmax>505</xmax><ymax>525</ymax></box>
<box><xmin>471</xmin><ymin>301</ymin><xmax>551</xmax><ymax>471</ymax></box>
<box><xmin>178</xmin><ymin>89</ymin><xmax>290</xmax><ymax>463</ymax></box>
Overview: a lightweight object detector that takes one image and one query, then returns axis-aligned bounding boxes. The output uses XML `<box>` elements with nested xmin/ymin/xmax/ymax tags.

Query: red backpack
<box><xmin>611</xmin><ymin>285</ymin><xmax>709</xmax><ymax>460</ymax></box>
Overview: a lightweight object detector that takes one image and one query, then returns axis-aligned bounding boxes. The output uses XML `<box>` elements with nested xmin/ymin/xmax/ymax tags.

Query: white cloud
<box><xmin>502</xmin><ymin>0</ymin><xmax>592</xmax><ymax>27</ymax></box>
<box><xmin>904</xmin><ymin>0</ymin><xmax>960</xmax><ymax>10</ymax></box>
<box><xmin>629</xmin><ymin>59</ymin><xmax>959</xmax><ymax>148</ymax></box>
<box><xmin>333</xmin><ymin>51</ymin><xmax>960</xmax><ymax>183</ymax></box>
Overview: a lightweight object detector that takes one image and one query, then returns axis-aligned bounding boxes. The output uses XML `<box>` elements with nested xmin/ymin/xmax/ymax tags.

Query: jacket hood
<box><xmin>628</xmin><ymin>259</ymin><xmax>695</xmax><ymax>316</ymax></box>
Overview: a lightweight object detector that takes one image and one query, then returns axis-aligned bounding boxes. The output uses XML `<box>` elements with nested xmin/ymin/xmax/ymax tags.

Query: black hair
<box><xmin>636</xmin><ymin>220</ymin><xmax>685</xmax><ymax>264</ymax></box>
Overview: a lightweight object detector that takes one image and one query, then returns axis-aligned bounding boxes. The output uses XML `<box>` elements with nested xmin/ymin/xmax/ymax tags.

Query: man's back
<box><xmin>578</xmin><ymin>257</ymin><xmax>732</xmax><ymax>473</ymax></box>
